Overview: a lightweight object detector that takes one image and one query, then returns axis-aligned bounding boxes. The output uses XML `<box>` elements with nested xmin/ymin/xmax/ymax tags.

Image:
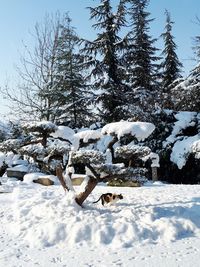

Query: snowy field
<box><xmin>0</xmin><ymin>180</ymin><xmax>200</xmax><ymax>267</ymax></box>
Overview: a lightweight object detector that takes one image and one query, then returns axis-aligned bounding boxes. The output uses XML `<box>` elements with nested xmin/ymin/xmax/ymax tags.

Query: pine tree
<box><xmin>82</xmin><ymin>0</ymin><xmax>128</xmax><ymax>123</ymax></box>
<box><xmin>56</xmin><ymin>15</ymin><xmax>92</xmax><ymax>128</ymax></box>
<box><xmin>161</xmin><ymin>10</ymin><xmax>182</xmax><ymax>91</ymax></box>
<box><xmin>125</xmin><ymin>0</ymin><xmax>160</xmax><ymax>90</ymax></box>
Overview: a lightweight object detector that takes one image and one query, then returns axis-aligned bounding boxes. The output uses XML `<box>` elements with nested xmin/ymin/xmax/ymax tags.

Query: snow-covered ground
<box><xmin>0</xmin><ymin>180</ymin><xmax>200</xmax><ymax>267</ymax></box>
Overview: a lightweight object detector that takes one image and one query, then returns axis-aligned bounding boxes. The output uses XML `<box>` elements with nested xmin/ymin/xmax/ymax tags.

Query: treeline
<box><xmin>1</xmin><ymin>0</ymin><xmax>200</xmax><ymax>126</ymax></box>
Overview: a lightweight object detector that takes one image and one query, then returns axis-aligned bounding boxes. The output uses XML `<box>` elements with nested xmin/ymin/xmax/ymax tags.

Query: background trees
<box><xmin>0</xmin><ymin>0</ymin><xmax>199</xmax><ymax>126</ymax></box>
<box><xmin>1</xmin><ymin>13</ymin><xmax>90</xmax><ymax>126</ymax></box>
<box><xmin>1</xmin><ymin>0</ymin><xmax>200</xmax><ymax>187</ymax></box>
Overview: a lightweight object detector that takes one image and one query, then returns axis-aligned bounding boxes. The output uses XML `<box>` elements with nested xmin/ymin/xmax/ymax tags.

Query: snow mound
<box><xmin>102</xmin><ymin>121</ymin><xmax>155</xmax><ymax>141</ymax></box>
<box><xmin>75</xmin><ymin>129</ymin><xmax>102</xmax><ymax>143</ymax></box>
<box><xmin>23</xmin><ymin>172</ymin><xmax>60</xmax><ymax>185</ymax></box>
<box><xmin>11</xmin><ymin>184</ymin><xmax>200</xmax><ymax>249</ymax></box>
<box><xmin>50</xmin><ymin>125</ymin><xmax>79</xmax><ymax>150</ymax></box>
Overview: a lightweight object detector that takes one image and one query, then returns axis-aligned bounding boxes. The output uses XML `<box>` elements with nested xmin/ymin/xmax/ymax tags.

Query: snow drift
<box><xmin>11</xmin><ymin>182</ymin><xmax>200</xmax><ymax>249</ymax></box>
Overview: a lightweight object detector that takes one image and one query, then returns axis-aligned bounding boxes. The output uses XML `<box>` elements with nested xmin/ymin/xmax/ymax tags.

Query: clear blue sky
<box><xmin>0</xmin><ymin>0</ymin><xmax>200</xmax><ymax>115</ymax></box>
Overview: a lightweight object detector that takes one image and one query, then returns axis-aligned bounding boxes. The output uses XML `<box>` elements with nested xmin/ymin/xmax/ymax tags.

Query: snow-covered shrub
<box><xmin>0</xmin><ymin>121</ymin><xmax>74</xmax><ymax>175</ymax></box>
<box><xmin>145</xmin><ymin>110</ymin><xmax>200</xmax><ymax>184</ymax></box>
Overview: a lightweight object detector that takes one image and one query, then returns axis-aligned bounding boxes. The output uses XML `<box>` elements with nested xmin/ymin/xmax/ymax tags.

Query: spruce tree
<box><xmin>56</xmin><ymin>15</ymin><xmax>92</xmax><ymax>128</ymax></box>
<box><xmin>125</xmin><ymin>0</ymin><xmax>160</xmax><ymax>90</ymax></box>
<box><xmin>161</xmin><ymin>10</ymin><xmax>182</xmax><ymax>91</ymax></box>
<box><xmin>82</xmin><ymin>0</ymin><xmax>127</xmax><ymax>123</ymax></box>
<box><xmin>121</xmin><ymin>0</ymin><xmax>160</xmax><ymax>121</ymax></box>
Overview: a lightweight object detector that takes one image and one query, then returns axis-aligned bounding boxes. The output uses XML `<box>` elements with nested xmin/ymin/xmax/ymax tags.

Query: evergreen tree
<box><xmin>125</xmin><ymin>0</ymin><xmax>160</xmax><ymax>90</ymax></box>
<box><xmin>171</xmin><ymin>64</ymin><xmax>200</xmax><ymax>112</ymax></box>
<box><xmin>82</xmin><ymin>0</ymin><xmax>128</xmax><ymax>123</ymax></box>
<box><xmin>56</xmin><ymin>15</ymin><xmax>92</xmax><ymax>128</ymax></box>
<box><xmin>121</xmin><ymin>0</ymin><xmax>161</xmax><ymax>122</ymax></box>
<box><xmin>193</xmin><ymin>17</ymin><xmax>200</xmax><ymax>62</ymax></box>
<box><xmin>161</xmin><ymin>10</ymin><xmax>182</xmax><ymax>91</ymax></box>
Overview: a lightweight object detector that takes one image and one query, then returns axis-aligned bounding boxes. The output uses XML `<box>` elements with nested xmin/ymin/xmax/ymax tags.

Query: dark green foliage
<box><xmin>125</xmin><ymin>0</ymin><xmax>160</xmax><ymax>90</ymax></box>
<box><xmin>55</xmin><ymin>15</ymin><xmax>92</xmax><ymax>127</ymax></box>
<box><xmin>171</xmin><ymin>64</ymin><xmax>200</xmax><ymax>112</ymax></box>
<box><xmin>82</xmin><ymin>0</ymin><xmax>128</xmax><ymax>122</ymax></box>
<box><xmin>161</xmin><ymin>10</ymin><xmax>182</xmax><ymax>91</ymax></box>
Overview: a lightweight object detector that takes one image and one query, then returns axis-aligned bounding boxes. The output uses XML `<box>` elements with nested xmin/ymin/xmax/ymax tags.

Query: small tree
<box><xmin>1</xmin><ymin>13</ymin><xmax>88</xmax><ymax>124</ymax></box>
<box><xmin>0</xmin><ymin>121</ymin><xmax>73</xmax><ymax>174</ymax></box>
<box><xmin>57</xmin><ymin>121</ymin><xmax>156</xmax><ymax>206</ymax></box>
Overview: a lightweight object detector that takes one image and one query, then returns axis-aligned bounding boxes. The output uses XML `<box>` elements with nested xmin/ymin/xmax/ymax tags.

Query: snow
<box><xmin>0</xmin><ymin>152</ymin><xmax>20</xmax><ymax>168</ymax></box>
<box><xmin>102</xmin><ymin>121</ymin><xmax>155</xmax><ymax>141</ymax></box>
<box><xmin>50</xmin><ymin>125</ymin><xmax>75</xmax><ymax>141</ymax></box>
<box><xmin>143</xmin><ymin>152</ymin><xmax>160</xmax><ymax>167</ymax></box>
<box><xmin>23</xmin><ymin>172</ymin><xmax>60</xmax><ymax>185</ymax></box>
<box><xmin>0</xmin><ymin>180</ymin><xmax>200</xmax><ymax>266</ymax></box>
<box><xmin>7</xmin><ymin>164</ymin><xmax>29</xmax><ymax>173</ymax></box>
<box><xmin>163</xmin><ymin>111</ymin><xmax>200</xmax><ymax>169</ymax></box>
<box><xmin>74</xmin><ymin>129</ymin><xmax>102</xmax><ymax>143</ymax></box>
<box><xmin>171</xmin><ymin>135</ymin><xmax>199</xmax><ymax>169</ymax></box>
<box><xmin>164</xmin><ymin>111</ymin><xmax>197</xmax><ymax>146</ymax></box>
<box><xmin>26</xmin><ymin>120</ymin><xmax>57</xmax><ymax>131</ymax></box>
<box><xmin>192</xmin><ymin>139</ymin><xmax>200</xmax><ymax>159</ymax></box>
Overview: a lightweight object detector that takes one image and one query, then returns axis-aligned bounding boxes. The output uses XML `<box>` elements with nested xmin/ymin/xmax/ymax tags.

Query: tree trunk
<box><xmin>42</xmin><ymin>132</ymin><xmax>48</xmax><ymax>148</ymax></box>
<box><xmin>75</xmin><ymin>176</ymin><xmax>98</xmax><ymax>206</ymax></box>
<box><xmin>0</xmin><ymin>164</ymin><xmax>8</xmax><ymax>177</ymax></box>
<box><xmin>107</xmin><ymin>135</ymin><xmax>118</xmax><ymax>163</ymax></box>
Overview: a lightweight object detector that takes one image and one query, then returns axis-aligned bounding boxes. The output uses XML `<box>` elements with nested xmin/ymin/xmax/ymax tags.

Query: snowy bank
<box><xmin>10</xmin><ymin>183</ymin><xmax>200</xmax><ymax>249</ymax></box>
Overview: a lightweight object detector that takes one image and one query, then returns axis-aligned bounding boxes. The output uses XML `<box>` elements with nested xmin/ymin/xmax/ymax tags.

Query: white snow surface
<box><xmin>0</xmin><ymin>180</ymin><xmax>200</xmax><ymax>266</ymax></box>
<box><xmin>50</xmin><ymin>125</ymin><xmax>79</xmax><ymax>150</ymax></box>
<box><xmin>74</xmin><ymin>129</ymin><xmax>102</xmax><ymax>143</ymax></box>
<box><xmin>23</xmin><ymin>173</ymin><xmax>60</xmax><ymax>185</ymax></box>
<box><xmin>7</xmin><ymin>164</ymin><xmax>30</xmax><ymax>173</ymax></box>
<box><xmin>0</xmin><ymin>152</ymin><xmax>20</xmax><ymax>168</ymax></box>
<box><xmin>102</xmin><ymin>121</ymin><xmax>155</xmax><ymax>141</ymax></box>
<box><xmin>27</xmin><ymin>120</ymin><xmax>57</xmax><ymax>131</ymax></box>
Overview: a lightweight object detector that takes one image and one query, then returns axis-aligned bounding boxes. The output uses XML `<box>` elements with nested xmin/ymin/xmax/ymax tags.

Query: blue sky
<box><xmin>0</xmin><ymin>0</ymin><xmax>200</xmax><ymax>114</ymax></box>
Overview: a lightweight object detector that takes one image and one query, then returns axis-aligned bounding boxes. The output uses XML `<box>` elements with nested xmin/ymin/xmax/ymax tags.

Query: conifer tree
<box><xmin>171</xmin><ymin>64</ymin><xmax>200</xmax><ymax>112</ymax></box>
<box><xmin>82</xmin><ymin>0</ymin><xmax>128</xmax><ymax>123</ymax></box>
<box><xmin>56</xmin><ymin>15</ymin><xmax>92</xmax><ymax>127</ymax></box>
<box><xmin>125</xmin><ymin>0</ymin><xmax>160</xmax><ymax>90</ymax></box>
<box><xmin>193</xmin><ymin>17</ymin><xmax>200</xmax><ymax>62</ymax></box>
<box><xmin>161</xmin><ymin>10</ymin><xmax>182</xmax><ymax>91</ymax></box>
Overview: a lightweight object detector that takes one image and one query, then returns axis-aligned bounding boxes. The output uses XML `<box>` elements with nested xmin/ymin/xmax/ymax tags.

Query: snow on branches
<box><xmin>102</xmin><ymin>121</ymin><xmax>155</xmax><ymax>141</ymax></box>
